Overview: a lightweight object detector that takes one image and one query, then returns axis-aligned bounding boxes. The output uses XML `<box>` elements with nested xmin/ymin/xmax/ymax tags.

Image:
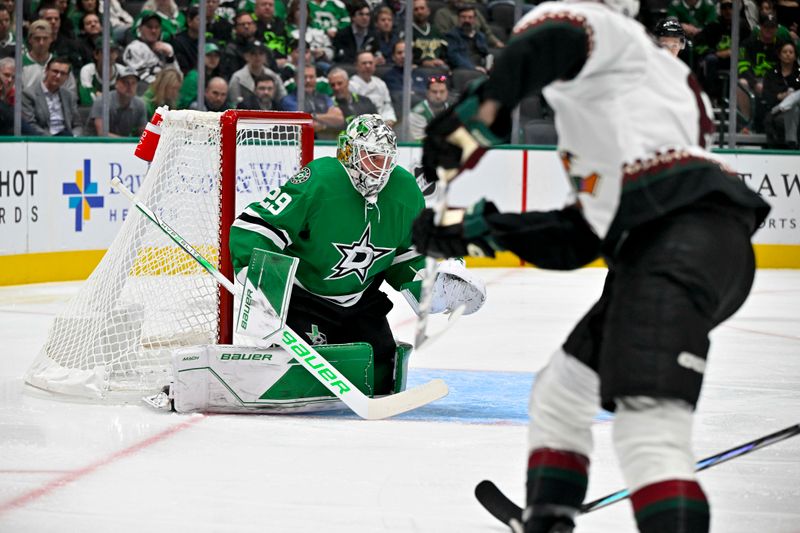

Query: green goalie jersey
<box><xmin>230</xmin><ymin>156</ymin><xmax>427</xmax><ymax>307</ymax></box>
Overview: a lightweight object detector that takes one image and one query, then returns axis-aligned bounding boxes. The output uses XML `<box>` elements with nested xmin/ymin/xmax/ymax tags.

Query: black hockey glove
<box><xmin>421</xmin><ymin>79</ymin><xmax>512</xmax><ymax>184</ymax></box>
<box><xmin>412</xmin><ymin>199</ymin><xmax>501</xmax><ymax>259</ymax></box>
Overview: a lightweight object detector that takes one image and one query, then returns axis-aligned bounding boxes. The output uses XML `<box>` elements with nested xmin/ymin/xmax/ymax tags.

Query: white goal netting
<box><xmin>26</xmin><ymin>110</ymin><xmax>312</xmax><ymax>402</ymax></box>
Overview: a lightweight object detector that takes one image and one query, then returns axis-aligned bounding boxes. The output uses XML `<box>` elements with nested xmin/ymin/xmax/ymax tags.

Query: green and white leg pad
<box><xmin>165</xmin><ymin>342</ymin><xmax>375</xmax><ymax>413</ymax></box>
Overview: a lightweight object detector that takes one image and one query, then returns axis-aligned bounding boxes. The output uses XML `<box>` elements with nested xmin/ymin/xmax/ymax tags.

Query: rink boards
<box><xmin>1</xmin><ymin>139</ymin><xmax>798</xmax><ymax>286</ymax></box>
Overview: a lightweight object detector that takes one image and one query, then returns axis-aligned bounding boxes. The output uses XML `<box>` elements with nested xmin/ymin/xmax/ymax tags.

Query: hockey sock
<box><xmin>524</xmin><ymin>448</ymin><xmax>588</xmax><ymax>533</ymax></box>
<box><xmin>630</xmin><ymin>479</ymin><xmax>710</xmax><ymax>533</ymax></box>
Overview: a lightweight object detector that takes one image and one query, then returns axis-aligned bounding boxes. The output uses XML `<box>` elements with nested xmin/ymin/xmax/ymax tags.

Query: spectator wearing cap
<box><xmin>739</xmin><ymin>13</ymin><xmax>790</xmax><ymax>97</ymax></box>
<box><xmin>281</xmin><ymin>62</ymin><xmax>344</xmax><ymax>137</ymax></box>
<box><xmin>79</xmin><ymin>37</ymin><xmax>121</xmax><ymax>105</ymax></box>
<box><xmin>445</xmin><ymin>6</ymin><xmax>490</xmax><ymax>73</ymax></box>
<box><xmin>172</xmin><ymin>6</ymin><xmax>202</xmax><ymax>74</ymax></box>
<box><xmin>666</xmin><ymin>0</ymin><xmax>718</xmax><ymax>40</ymax></box>
<box><xmin>694</xmin><ymin>0</ymin><xmax>751</xmax><ymax>101</ymax></box>
<box><xmin>332</xmin><ymin>0</ymin><xmax>379</xmax><ymax>65</ymax></box>
<box><xmin>411</xmin><ymin>0</ymin><xmax>448</xmax><ymax>69</ymax></box>
<box><xmin>190</xmin><ymin>76</ymin><xmax>231</xmax><ymax>111</ymax></box>
<box><xmin>408</xmin><ymin>74</ymin><xmax>449</xmax><ymax>140</ymax></box>
<box><xmin>253</xmin><ymin>0</ymin><xmax>289</xmax><ymax>66</ymax></box>
<box><xmin>328</xmin><ymin>66</ymin><xmax>377</xmax><ymax>124</ymax></box>
<box><xmin>136</xmin><ymin>0</ymin><xmax>186</xmax><ymax>42</ymax></box>
<box><xmin>22</xmin><ymin>56</ymin><xmax>79</xmax><ymax>136</ymax></box>
<box><xmin>433</xmin><ymin>0</ymin><xmax>504</xmax><ymax>49</ymax></box>
<box><xmin>222</xmin><ymin>10</ymin><xmax>259</xmax><ymax>79</ymax></box>
<box><xmin>0</xmin><ymin>4</ymin><xmax>14</xmax><ymax>60</ymax></box>
<box><xmin>178</xmin><ymin>42</ymin><xmax>224</xmax><ymax>108</ymax></box>
<box><xmin>123</xmin><ymin>11</ymin><xmax>179</xmax><ymax>86</ymax></box>
<box><xmin>228</xmin><ymin>40</ymin><xmax>285</xmax><ymax>106</ymax></box>
<box><xmin>237</xmin><ymin>73</ymin><xmax>285</xmax><ymax>110</ymax></box>
<box><xmin>349</xmin><ymin>50</ymin><xmax>396</xmax><ymax>126</ymax></box>
<box><xmin>86</xmin><ymin>65</ymin><xmax>147</xmax><ymax>137</ymax></box>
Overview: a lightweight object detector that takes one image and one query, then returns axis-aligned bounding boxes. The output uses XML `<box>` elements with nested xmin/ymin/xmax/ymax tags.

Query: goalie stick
<box><xmin>475</xmin><ymin>422</ymin><xmax>800</xmax><ymax>529</ymax></box>
<box><xmin>111</xmin><ymin>177</ymin><xmax>448</xmax><ymax>420</ymax></box>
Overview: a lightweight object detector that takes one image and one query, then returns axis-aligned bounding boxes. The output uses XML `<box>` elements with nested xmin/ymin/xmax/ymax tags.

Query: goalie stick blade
<box><xmin>365</xmin><ymin>378</ymin><xmax>449</xmax><ymax>420</ymax></box>
<box><xmin>476</xmin><ymin>423</ymin><xmax>800</xmax><ymax>526</ymax></box>
<box><xmin>475</xmin><ymin>480</ymin><xmax>523</xmax><ymax>528</ymax></box>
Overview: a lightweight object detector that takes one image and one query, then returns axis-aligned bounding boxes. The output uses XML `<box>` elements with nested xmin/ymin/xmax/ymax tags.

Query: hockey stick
<box><xmin>111</xmin><ymin>177</ymin><xmax>448</xmax><ymax>420</ymax></box>
<box><xmin>413</xmin><ymin>171</ymin><xmax>468</xmax><ymax>350</ymax></box>
<box><xmin>475</xmin><ymin>422</ymin><xmax>800</xmax><ymax>528</ymax></box>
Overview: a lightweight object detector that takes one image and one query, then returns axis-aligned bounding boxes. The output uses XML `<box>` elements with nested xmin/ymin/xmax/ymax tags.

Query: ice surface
<box><xmin>0</xmin><ymin>269</ymin><xmax>798</xmax><ymax>532</ymax></box>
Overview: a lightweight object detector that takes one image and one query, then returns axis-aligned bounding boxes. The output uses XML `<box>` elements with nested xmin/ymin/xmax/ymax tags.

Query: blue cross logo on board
<box><xmin>62</xmin><ymin>159</ymin><xmax>104</xmax><ymax>231</ymax></box>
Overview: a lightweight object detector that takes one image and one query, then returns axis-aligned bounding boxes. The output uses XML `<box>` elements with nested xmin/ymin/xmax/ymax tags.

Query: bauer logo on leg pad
<box><xmin>281</xmin><ymin>330</ymin><xmax>351</xmax><ymax>395</ymax></box>
<box><xmin>677</xmin><ymin>352</ymin><xmax>706</xmax><ymax>374</ymax></box>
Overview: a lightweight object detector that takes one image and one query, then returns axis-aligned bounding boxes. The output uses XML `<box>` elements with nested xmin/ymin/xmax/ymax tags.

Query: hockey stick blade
<box><xmin>112</xmin><ymin>178</ymin><xmax>449</xmax><ymax>420</ymax></box>
<box><xmin>475</xmin><ymin>480</ymin><xmax>524</xmax><ymax>532</ymax></box>
<box><xmin>476</xmin><ymin>422</ymin><xmax>800</xmax><ymax>526</ymax></box>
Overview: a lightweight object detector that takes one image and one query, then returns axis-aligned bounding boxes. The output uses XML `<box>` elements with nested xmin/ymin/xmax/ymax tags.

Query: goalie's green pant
<box><xmin>285</xmin><ymin>282</ymin><xmax>400</xmax><ymax>396</ymax></box>
<box><xmin>170</xmin><ymin>342</ymin><xmax>413</xmax><ymax>414</ymax></box>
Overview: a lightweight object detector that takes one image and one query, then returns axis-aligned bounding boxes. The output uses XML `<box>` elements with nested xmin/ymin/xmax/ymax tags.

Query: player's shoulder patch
<box><xmin>289</xmin><ymin>166</ymin><xmax>311</xmax><ymax>184</ymax></box>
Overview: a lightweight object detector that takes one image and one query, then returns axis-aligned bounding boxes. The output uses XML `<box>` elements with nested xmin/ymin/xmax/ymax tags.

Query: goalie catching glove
<box><xmin>429</xmin><ymin>258</ymin><xmax>486</xmax><ymax>315</ymax></box>
<box><xmin>421</xmin><ymin>78</ymin><xmax>512</xmax><ymax>183</ymax></box>
<box><xmin>413</xmin><ymin>199</ymin><xmax>502</xmax><ymax>260</ymax></box>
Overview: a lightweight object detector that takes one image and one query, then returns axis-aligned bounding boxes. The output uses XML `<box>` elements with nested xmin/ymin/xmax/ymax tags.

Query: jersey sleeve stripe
<box><xmin>392</xmin><ymin>249</ymin><xmax>422</xmax><ymax>265</ymax></box>
<box><xmin>233</xmin><ymin>213</ymin><xmax>293</xmax><ymax>249</ymax></box>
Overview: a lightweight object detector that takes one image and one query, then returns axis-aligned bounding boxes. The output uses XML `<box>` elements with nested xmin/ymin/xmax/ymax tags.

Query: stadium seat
<box><xmin>523</xmin><ymin>119</ymin><xmax>558</xmax><ymax>146</ymax></box>
<box><xmin>451</xmin><ymin>68</ymin><xmax>487</xmax><ymax>97</ymax></box>
<box><xmin>489</xmin><ymin>2</ymin><xmax>517</xmax><ymax>32</ymax></box>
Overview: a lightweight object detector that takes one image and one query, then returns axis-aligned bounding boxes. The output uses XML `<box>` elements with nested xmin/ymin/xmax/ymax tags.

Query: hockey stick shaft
<box><xmin>414</xmin><ymin>180</ymin><xmax>448</xmax><ymax>350</ymax></box>
<box><xmin>112</xmin><ymin>178</ymin><xmax>448</xmax><ymax>420</ymax></box>
<box><xmin>475</xmin><ymin>422</ymin><xmax>800</xmax><ymax>526</ymax></box>
<box><xmin>581</xmin><ymin>422</ymin><xmax>800</xmax><ymax>512</ymax></box>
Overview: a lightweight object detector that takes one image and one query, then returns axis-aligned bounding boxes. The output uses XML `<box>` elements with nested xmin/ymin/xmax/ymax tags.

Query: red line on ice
<box><xmin>0</xmin><ymin>415</ymin><xmax>205</xmax><ymax>515</ymax></box>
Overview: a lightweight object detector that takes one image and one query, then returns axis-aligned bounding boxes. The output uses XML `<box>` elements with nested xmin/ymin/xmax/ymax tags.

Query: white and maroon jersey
<box><xmin>518</xmin><ymin>2</ymin><xmax>718</xmax><ymax>238</ymax></box>
<box><xmin>482</xmin><ymin>0</ymin><xmax>766</xmax><ymax>260</ymax></box>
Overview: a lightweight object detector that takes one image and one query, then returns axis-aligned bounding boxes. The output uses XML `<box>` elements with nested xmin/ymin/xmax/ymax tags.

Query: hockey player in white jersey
<box><xmin>411</xmin><ymin>0</ymin><xmax>771</xmax><ymax>532</ymax></box>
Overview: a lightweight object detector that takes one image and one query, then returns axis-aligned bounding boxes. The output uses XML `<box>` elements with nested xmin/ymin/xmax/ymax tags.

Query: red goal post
<box><xmin>218</xmin><ymin>110</ymin><xmax>315</xmax><ymax>345</ymax></box>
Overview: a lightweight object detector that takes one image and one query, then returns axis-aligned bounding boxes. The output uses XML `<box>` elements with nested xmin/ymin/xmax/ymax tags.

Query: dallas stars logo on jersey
<box><xmin>326</xmin><ymin>224</ymin><xmax>393</xmax><ymax>283</ymax></box>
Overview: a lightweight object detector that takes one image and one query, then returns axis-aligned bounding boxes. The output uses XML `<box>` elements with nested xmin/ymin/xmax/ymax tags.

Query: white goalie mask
<box><xmin>337</xmin><ymin>114</ymin><xmax>398</xmax><ymax>204</ymax></box>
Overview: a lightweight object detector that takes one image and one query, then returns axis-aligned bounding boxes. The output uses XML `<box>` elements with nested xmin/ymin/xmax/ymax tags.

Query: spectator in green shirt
<box><xmin>667</xmin><ymin>0</ymin><xmax>718</xmax><ymax>40</ymax></box>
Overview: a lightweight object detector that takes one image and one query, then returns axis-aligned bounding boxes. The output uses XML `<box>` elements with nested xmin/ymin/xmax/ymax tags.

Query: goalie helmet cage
<box><xmin>25</xmin><ymin>109</ymin><xmax>314</xmax><ymax>402</ymax></box>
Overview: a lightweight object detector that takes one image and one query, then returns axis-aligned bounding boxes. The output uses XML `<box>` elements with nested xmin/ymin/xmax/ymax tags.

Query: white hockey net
<box><xmin>26</xmin><ymin>110</ymin><xmax>313</xmax><ymax>402</ymax></box>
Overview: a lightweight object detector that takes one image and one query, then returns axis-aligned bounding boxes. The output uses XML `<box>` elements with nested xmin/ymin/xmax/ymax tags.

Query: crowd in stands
<box><xmin>653</xmin><ymin>0</ymin><xmax>800</xmax><ymax>148</ymax></box>
<box><xmin>0</xmin><ymin>0</ymin><xmax>798</xmax><ymax>147</ymax></box>
<box><xmin>0</xmin><ymin>0</ymin><xmax>498</xmax><ymax>139</ymax></box>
